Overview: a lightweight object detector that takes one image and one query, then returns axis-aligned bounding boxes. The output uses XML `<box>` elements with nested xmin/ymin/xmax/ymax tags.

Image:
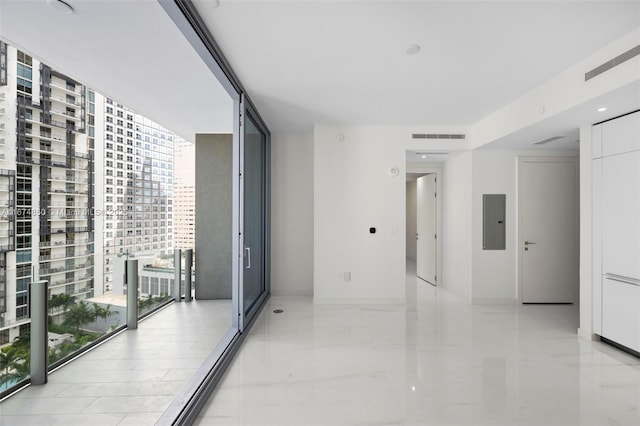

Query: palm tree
<box><xmin>64</xmin><ymin>301</ymin><xmax>96</xmax><ymax>333</ymax></box>
<box><xmin>0</xmin><ymin>338</ymin><xmax>30</xmax><ymax>387</ymax></box>
<box><xmin>49</xmin><ymin>294</ymin><xmax>75</xmax><ymax>317</ymax></box>
<box><xmin>92</xmin><ymin>303</ymin><xmax>114</xmax><ymax>332</ymax></box>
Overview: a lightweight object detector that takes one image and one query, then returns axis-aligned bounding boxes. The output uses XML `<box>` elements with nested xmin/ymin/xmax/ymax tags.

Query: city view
<box><xmin>0</xmin><ymin>41</ymin><xmax>195</xmax><ymax>392</ymax></box>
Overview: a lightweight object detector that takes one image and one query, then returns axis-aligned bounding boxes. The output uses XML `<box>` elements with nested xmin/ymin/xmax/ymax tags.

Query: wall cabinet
<box><xmin>593</xmin><ymin>111</ymin><xmax>640</xmax><ymax>353</ymax></box>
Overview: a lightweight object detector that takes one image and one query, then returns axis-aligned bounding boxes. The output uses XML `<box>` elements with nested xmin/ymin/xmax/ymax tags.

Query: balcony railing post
<box><xmin>126</xmin><ymin>259</ymin><xmax>138</xmax><ymax>329</ymax></box>
<box><xmin>173</xmin><ymin>249</ymin><xmax>182</xmax><ymax>302</ymax></box>
<box><xmin>30</xmin><ymin>280</ymin><xmax>48</xmax><ymax>385</ymax></box>
<box><xmin>184</xmin><ymin>249</ymin><xmax>193</xmax><ymax>302</ymax></box>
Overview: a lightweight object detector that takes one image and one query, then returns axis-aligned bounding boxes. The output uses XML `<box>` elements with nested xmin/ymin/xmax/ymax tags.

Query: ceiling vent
<box><xmin>412</xmin><ymin>133</ymin><xmax>466</xmax><ymax>140</ymax></box>
<box><xmin>415</xmin><ymin>152</ymin><xmax>449</xmax><ymax>156</ymax></box>
<box><xmin>533</xmin><ymin>136</ymin><xmax>564</xmax><ymax>146</ymax></box>
<box><xmin>585</xmin><ymin>44</ymin><xmax>640</xmax><ymax>81</ymax></box>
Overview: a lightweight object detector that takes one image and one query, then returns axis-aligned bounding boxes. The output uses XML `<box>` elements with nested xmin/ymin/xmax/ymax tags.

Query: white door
<box><xmin>416</xmin><ymin>174</ymin><xmax>437</xmax><ymax>284</ymax></box>
<box><xmin>519</xmin><ymin>159</ymin><xmax>578</xmax><ymax>303</ymax></box>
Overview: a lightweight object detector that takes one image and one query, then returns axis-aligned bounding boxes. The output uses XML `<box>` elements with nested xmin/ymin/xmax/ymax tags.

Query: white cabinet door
<box><xmin>602</xmin><ymin>111</ymin><xmax>640</xmax><ymax>157</ymax></box>
<box><xmin>602</xmin><ymin>278</ymin><xmax>640</xmax><ymax>352</ymax></box>
<box><xmin>602</xmin><ymin>150</ymin><xmax>640</xmax><ymax>281</ymax></box>
<box><xmin>592</xmin><ymin>158</ymin><xmax>603</xmax><ymax>334</ymax></box>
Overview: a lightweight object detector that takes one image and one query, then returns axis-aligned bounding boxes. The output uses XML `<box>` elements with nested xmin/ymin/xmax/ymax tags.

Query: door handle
<box><xmin>524</xmin><ymin>241</ymin><xmax>536</xmax><ymax>246</ymax></box>
<box><xmin>245</xmin><ymin>247</ymin><xmax>251</xmax><ymax>269</ymax></box>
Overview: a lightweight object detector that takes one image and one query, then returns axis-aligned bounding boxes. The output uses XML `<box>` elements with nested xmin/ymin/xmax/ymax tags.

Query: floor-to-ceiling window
<box><xmin>0</xmin><ymin>1</ymin><xmax>271</xmax><ymax>420</ymax></box>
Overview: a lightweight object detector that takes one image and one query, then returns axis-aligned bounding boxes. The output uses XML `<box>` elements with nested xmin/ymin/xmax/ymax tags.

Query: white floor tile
<box><xmin>194</xmin><ymin>262</ymin><xmax>640</xmax><ymax>426</ymax></box>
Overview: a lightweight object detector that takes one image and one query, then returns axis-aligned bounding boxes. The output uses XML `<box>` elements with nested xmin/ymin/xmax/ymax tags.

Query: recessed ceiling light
<box><xmin>406</xmin><ymin>44</ymin><xmax>421</xmax><ymax>55</ymax></box>
<box><xmin>597</xmin><ymin>107</ymin><xmax>607</xmax><ymax>112</ymax></box>
<box><xmin>47</xmin><ymin>0</ymin><xmax>74</xmax><ymax>14</ymax></box>
<box><xmin>421</xmin><ymin>155</ymin><xmax>427</xmax><ymax>159</ymax></box>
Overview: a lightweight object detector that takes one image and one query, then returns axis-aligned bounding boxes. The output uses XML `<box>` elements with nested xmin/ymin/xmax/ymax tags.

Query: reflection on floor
<box><xmin>0</xmin><ymin>300</ymin><xmax>232</xmax><ymax>425</ymax></box>
<box><xmin>195</xmin><ymin>262</ymin><xmax>640</xmax><ymax>426</ymax></box>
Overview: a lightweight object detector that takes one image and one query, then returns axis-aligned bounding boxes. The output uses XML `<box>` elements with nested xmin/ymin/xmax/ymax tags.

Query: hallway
<box><xmin>195</xmin><ymin>264</ymin><xmax>640</xmax><ymax>425</ymax></box>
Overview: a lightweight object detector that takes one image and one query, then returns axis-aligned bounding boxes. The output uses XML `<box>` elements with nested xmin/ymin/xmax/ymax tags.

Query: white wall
<box><xmin>471</xmin><ymin>150</ymin><xmax>517</xmax><ymax>301</ymax></box>
<box><xmin>313</xmin><ymin>125</ymin><xmax>407</xmax><ymax>303</ymax></box>
<box><xmin>311</xmin><ymin>125</ymin><xmax>468</xmax><ymax>303</ymax></box>
<box><xmin>406</xmin><ymin>180</ymin><xmax>417</xmax><ymax>262</ymax></box>
<box><xmin>270</xmin><ymin>132</ymin><xmax>314</xmax><ymax>297</ymax></box>
<box><xmin>470</xmin><ymin>149</ymin><xmax>578</xmax><ymax>302</ymax></box>
<box><xmin>442</xmin><ymin>152</ymin><xmax>473</xmax><ymax>298</ymax></box>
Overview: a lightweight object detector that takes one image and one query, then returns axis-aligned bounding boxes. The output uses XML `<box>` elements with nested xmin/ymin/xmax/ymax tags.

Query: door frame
<box><xmin>238</xmin><ymin>94</ymin><xmax>271</xmax><ymax>332</ymax></box>
<box><xmin>516</xmin><ymin>156</ymin><xmax>579</xmax><ymax>304</ymax></box>
<box><xmin>405</xmin><ymin>165</ymin><xmax>443</xmax><ymax>286</ymax></box>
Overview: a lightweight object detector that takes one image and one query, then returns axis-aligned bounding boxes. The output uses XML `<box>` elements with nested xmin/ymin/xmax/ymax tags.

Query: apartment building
<box><xmin>173</xmin><ymin>138</ymin><xmax>195</xmax><ymax>250</ymax></box>
<box><xmin>0</xmin><ymin>43</ymin><xmax>96</xmax><ymax>344</ymax></box>
<box><xmin>96</xmin><ymin>96</ymin><xmax>175</xmax><ymax>293</ymax></box>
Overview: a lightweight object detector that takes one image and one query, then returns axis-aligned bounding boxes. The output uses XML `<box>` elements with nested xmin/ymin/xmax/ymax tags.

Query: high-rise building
<box><xmin>173</xmin><ymin>138</ymin><xmax>194</xmax><ymax>250</ymax></box>
<box><xmin>96</xmin><ymin>96</ymin><xmax>174</xmax><ymax>293</ymax></box>
<box><xmin>0</xmin><ymin>43</ymin><xmax>97</xmax><ymax>344</ymax></box>
<box><xmin>0</xmin><ymin>41</ymin><xmax>180</xmax><ymax>334</ymax></box>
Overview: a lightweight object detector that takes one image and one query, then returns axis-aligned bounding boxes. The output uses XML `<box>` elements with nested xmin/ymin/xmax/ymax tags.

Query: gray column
<box><xmin>195</xmin><ymin>134</ymin><xmax>233</xmax><ymax>299</ymax></box>
<box><xmin>184</xmin><ymin>249</ymin><xmax>193</xmax><ymax>302</ymax></box>
<box><xmin>30</xmin><ymin>280</ymin><xmax>48</xmax><ymax>385</ymax></box>
<box><xmin>126</xmin><ymin>259</ymin><xmax>138</xmax><ymax>329</ymax></box>
<box><xmin>173</xmin><ymin>249</ymin><xmax>182</xmax><ymax>302</ymax></box>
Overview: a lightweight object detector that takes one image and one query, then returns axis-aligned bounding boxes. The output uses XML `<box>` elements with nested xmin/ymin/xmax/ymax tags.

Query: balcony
<box><xmin>47</xmin><ymin>214</ymin><xmax>89</xmax><ymax>221</ymax></box>
<box><xmin>50</xmin><ymin>175</ymin><xmax>89</xmax><ymax>183</ymax></box>
<box><xmin>49</xmin><ymin>201</ymin><xmax>89</xmax><ymax>208</ymax></box>
<box><xmin>50</xmin><ymin>108</ymin><xmax>80</xmax><ymax>121</ymax></box>
<box><xmin>43</xmin><ymin>238</ymin><xmax>93</xmax><ymax>248</ymax></box>
<box><xmin>48</xmin><ymin>188</ymin><xmax>89</xmax><ymax>195</ymax></box>
<box><xmin>23</xmin><ymin>129</ymin><xmax>66</xmax><ymax>143</ymax></box>
<box><xmin>40</xmin><ymin>260</ymin><xmax>93</xmax><ymax>276</ymax></box>
<box><xmin>40</xmin><ymin>251</ymin><xmax>91</xmax><ymax>262</ymax></box>
<box><xmin>27</xmin><ymin>144</ymin><xmax>67</xmax><ymax>156</ymax></box>
<box><xmin>0</xmin><ymin>315</ymin><xmax>31</xmax><ymax>332</ymax></box>
<box><xmin>0</xmin><ymin>299</ymin><xmax>233</xmax><ymax>423</ymax></box>
<box><xmin>49</xmin><ymin>274</ymin><xmax>92</xmax><ymax>288</ymax></box>
<box><xmin>48</xmin><ymin>80</ymin><xmax>82</xmax><ymax>95</ymax></box>
<box><xmin>49</xmin><ymin>94</ymin><xmax>81</xmax><ymax>107</ymax></box>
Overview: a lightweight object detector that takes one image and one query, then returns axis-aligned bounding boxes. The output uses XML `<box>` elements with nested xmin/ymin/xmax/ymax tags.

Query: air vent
<box><xmin>415</xmin><ymin>152</ymin><xmax>449</xmax><ymax>156</ymax></box>
<box><xmin>585</xmin><ymin>44</ymin><xmax>640</xmax><ymax>81</ymax></box>
<box><xmin>533</xmin><ymin>136</ymin><xmax>564</xmax><ymax>146</ymax></box>
<box><xmin>412</xmin><ymin>133</ymin><xmax>466</xmax><ymax>140</ymax></box>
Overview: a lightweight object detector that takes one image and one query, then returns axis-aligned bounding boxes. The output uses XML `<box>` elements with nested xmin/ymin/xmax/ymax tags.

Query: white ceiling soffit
<box><xmin>194</xmin><ymin>0</ymin><xmax>640</xmax><ymax>133</ymax></box>
<box><xmin>480</xmin><ymin>79</ymin><xmax>640</xmax><ymax>151</ymax></box>
<box><xmin>0</xmin><ymin>0</ymin><xmax>234</xmax><ymax>140</ymax></box>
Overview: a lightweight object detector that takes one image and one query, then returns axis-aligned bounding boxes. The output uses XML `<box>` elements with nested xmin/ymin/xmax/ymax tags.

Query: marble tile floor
<box><xmin>195</xmin><ymin>267</ymin><xmax>640</xmax><ymax>425</ymax></box>
<box><xmin>0</xmin><ymin>300</ymin><xmax>232</xmax><ymax>425</ymax></box>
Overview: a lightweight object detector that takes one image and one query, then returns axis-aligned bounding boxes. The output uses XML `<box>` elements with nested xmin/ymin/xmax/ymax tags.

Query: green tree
<box><xmin>49</xmin><ymin>294</ymin><xmax>75</xmax><ymax>316</ymax></box>
<box><xmin>63</xmin><ymin>301</ymin><xmax>96</xmax><ymax>333</ymax></box>
<box><xmin>0</xmin><ymin>337</ymin><xmax>30</xmax><ymax>387</ymax></box>
<box><xmin>92</xmin><ymin>303</ymin><xmax>114</xmax><ymax>331</ymax></box>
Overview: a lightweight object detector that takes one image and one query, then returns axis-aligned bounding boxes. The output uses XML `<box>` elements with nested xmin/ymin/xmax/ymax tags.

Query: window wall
<box><xmin>0</xmin><ymin>1</ymin><xmax>271</xmax><ymax>417</ymax></box>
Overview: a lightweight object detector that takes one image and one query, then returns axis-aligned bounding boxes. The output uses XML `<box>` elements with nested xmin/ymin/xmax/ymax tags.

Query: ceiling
<box><xmin>0</xmin><ymin>0</ymin><xmax>234</xmax><ymax>141</ymax></box>
<box><xmin>0</xmin><ymin>0</ymin><xmax>638</xmax><ymax>148</ymax></box>
<box><xmin>194</xmin><ymin>0</ymin><xmax>640</xmax><ymax>133</ymax></box>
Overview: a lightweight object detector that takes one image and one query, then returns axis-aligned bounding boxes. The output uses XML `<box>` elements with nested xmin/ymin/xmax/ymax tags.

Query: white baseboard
<box><xmin>313</xmin><ymin>297</ymin><xmax>406</xmax><ymax>305</ymax></box>
<box><xmin>471</xmin><ymin>298</ymin><xmax>517</xmax><ymax>305</ymax></box>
